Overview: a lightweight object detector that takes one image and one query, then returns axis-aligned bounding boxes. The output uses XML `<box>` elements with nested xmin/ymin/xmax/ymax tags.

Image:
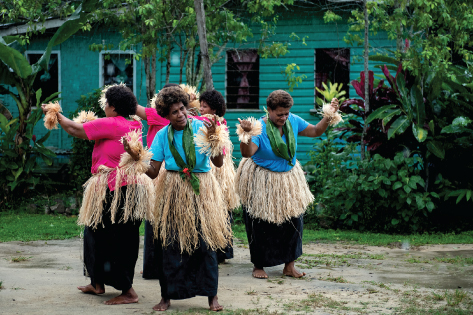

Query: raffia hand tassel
<box><xmin>110</xmin><ymin>130</ymin><xmax>156</xmax><ymax>225</ymax></box>
<box><xmin>321</xmin><ymin>103</ymin><xmax>343</xmax><ymax>126</ymax></box>
<box><xmin>236</xmin><ymin>117</ymin><xmax>262</xmax><ymax>144</ymax></box>
<box><xmin>73</xmin><ymin>111</ymin><xmax>98</xmax><ymax>124</ymax></box>
<box><xmin>179</xmin><ymin>84</ymin><xmax>200</xmax><ymax>109</ymax></box>
<box><xmin>43</xmin><ymin>101</ymin><xmax>62</xmax><ymax>130</ymax></box>
<box><xmin>195</xmin><ymin>123</ymin><xmax>232</xmax><ymax>158</ymax></box>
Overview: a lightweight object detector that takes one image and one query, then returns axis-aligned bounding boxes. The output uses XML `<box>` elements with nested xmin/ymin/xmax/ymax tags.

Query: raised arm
<box><xmin>135</xmin><ymin>105</ymin><xmax>148</xmax><ymax>121</ymax></box>
<box><xmin>298</xmin><ymin>98</ymin><xmax>339</xmax><ymax>138</ymax></box>
<box><xmin>238</xmin><ymin>118</ymin><xmax>258</xmax><ymax>158</ymax></box>
<box><xmin>41</xmin><ymin>104</ymin><xmax>88</xmax><ymax>139</ymax></box>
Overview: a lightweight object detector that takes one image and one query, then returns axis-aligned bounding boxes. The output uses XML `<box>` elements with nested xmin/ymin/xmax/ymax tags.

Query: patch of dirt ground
<box><xmin>1</xmin><ymin>238</ymin><xmax>473</xmax><ymax>314</ymax></box>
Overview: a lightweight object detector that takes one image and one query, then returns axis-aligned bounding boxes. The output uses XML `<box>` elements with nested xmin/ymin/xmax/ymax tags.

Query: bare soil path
<box><xmin>1</xmin><ymin>238</ymin><xmax>472</xmax><ymax>314</ymax></box>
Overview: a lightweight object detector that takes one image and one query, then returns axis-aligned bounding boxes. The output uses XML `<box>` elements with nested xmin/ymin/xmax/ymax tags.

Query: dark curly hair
<box><xmin>199</xmin><ymin>90</ymin><xmax>226</xmax><ymax>117</ymax></box>
<box><xmin>155</xmin><ymin>86</ymin><xmax>189</xmax><ymax>117</ymax></box>
<box><xmin>105</xmin><ymin>85</ymin><xmax>137</xmax><ymax>117</ymax></box>
<box><xmin>266</xmin><ymin>90</ymin><xmax>293</xmax><ymax>110</ymax></box>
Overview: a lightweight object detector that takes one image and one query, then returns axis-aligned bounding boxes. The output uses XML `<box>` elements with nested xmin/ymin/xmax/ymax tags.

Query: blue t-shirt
<box><xmin>251</xmin><ymin>113</ymin><xmax>309</xmax><ymax>172</ymax></box>
<box><xmin>149</xmin><ymin>119</ymin><xmax>211</xmax><ymax>172</ymax></box>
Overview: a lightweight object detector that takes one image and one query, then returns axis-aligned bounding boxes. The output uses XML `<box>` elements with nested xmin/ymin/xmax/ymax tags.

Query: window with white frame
<box><xmin>100</xmin><ymin>52</ymin><xmax>135</xmax><ymax>93</ymax></box>
<box><xmin>315</xmin><ymin>48</ymin><xmax>350</xmax><ymax>100</ymax></box>
<box><xmin>26</xmin><ymin>51</ymin><xmax>60</xmax><ymax>105</ymax></box>
<box><xmin>226</xmin><ymin>50</ymin><xmax>259</xmax><ymax>109</ymax></box>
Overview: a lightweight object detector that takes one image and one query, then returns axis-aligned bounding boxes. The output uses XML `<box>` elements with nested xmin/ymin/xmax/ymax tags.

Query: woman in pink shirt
<box><xmin>41</xmin><ymin>85</ymin><xmax>144</xmax><ymax>305</ymax></box>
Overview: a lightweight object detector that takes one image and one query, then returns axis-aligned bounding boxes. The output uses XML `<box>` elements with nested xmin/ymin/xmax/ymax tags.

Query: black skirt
<box><xmin>142</xmin><ymin>220</ymin><xmax>160</xmax><ymax>279</ymax></box>
<box><xmin>157</xmin><ymin>234</ymin><xmax>218</xmax><ymax>300</ymax></box>
<box><xmin>243</xmin><ymin>206</ymin><xmax>303</xmax><ymax>268</ymax></box>
<box><xmin>83</xmin><ymin>186</ymin><xmax>142</xmax><ymax>291</ymax></box>
<box><xmin>216</xmin><ymin>211</ymin><xmax>234</xmax><ymax>263</ymax></box>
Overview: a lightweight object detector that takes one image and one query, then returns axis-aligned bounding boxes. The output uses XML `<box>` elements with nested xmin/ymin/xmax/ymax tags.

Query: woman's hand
<box><xmin>238</xmin><ymin>118</ymin><xmax>253</xmax><ymax>132</ymax></box>
<box><xmin>41</xmin><ymin>104</ymin><xmax>50</xmax><ymax>115</ymax></box>
<box><xmin>203</xmin><ymin>114</ymin><xmax>217</xmax><ymax>136</ymax></box>
<box><xmin>188</xmin><ymin>107</ymin><xmax>199</xmax><ymax>116</ymax></box>
<box><xmin>122</xmin><ymin>137</ymin><xmax>140</xmax><ymax>161</ymax></box>
<box><xmin>330</xmin><ymin>98</ymin><xmax>339</xmax><ymax>113</ymax></box>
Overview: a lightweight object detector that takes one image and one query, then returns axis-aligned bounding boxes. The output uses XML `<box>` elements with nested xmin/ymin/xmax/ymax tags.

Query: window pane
<box><xmin>315</xmin><ymin>49</ymin><xmax>350</xmax><ymax>100</ymax></box>
<box><xmin>103</xmin><ymin>54</ymin><xmax>134</xmax><ymax>91</ymax></box>
<box><xmin>227</xmin><ymin>50</ymin><xmax>259</xmax><ymax>109</ymax></box>
<box><xmin>27</xmin><ymin>53</ymin><xmax>59</xmax><ymax>105</ymax></box>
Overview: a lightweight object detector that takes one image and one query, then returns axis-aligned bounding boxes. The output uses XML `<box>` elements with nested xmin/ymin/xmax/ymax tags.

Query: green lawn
<box><xmin>1</xmin><ymin>213</ymin><xmax>473</xmax><ymax>246</ymax></box>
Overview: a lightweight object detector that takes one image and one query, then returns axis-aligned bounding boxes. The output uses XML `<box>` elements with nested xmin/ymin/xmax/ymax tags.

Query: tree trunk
<box><xmin>361</xmin><ymin>0</ymin><xmax>369</xmax><ymax>160</ymax></box>
<box><xmin>166</xmin><ymin>41</ymin><xmax>171</xmax><ymax>84</ymax></box>
<box><xmin>194</xmin><ymin>0</ymin><xmax>213</xmax><ymax>91</ymax></box>
<box><xmin>144</xmin><ymin>55</ymin><xmax>156</xmax><ymax>105</ymax></box>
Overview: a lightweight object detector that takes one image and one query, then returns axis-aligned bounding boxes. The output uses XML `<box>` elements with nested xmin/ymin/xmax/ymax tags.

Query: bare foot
<box><xmin>209</xmin><ymin>296</ymin><xmax>223</xmax><ymax>311</ymax></box>
<box><xmin>283</xmin><ymin>261</ymin><xmax>306</xmax><ymax>278</ymax></box>
<box><xmin>104</xmin><ymin>287</ymin><xmax>139</xmax><ymax>305</ymax></box>
<box><xmin>252</xmin><ymin>267</ymin><xmax>268</xmax><ymax>279</ymax></box>
<box><xmin>153</xmin><ymin>298</ymin><xmax>171</xmax><ymax>311</ymax></box>
<box><xmin>77</xmin><ymin>283</ymin><xmax>105</xmax><ymax>295</ymax></box>
<box><xmin>140</xmin><ymin>270</ymin><xmax>143</xmax><ymax>274</ymax></box>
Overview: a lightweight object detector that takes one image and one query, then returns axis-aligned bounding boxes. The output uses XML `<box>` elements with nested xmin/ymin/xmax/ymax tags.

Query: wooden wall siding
<box><xmin>161</xmin><ymin>13</ymin><xmax>394</xmax><ymax>165</ymax></box>
<box><xmin>1</xmin><ymin>10</ymin><xmax>395</xmax><ymax>167</ymax></box>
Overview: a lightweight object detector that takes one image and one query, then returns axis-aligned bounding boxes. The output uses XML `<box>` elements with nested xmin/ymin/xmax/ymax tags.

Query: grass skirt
<box><xmin>153</xmin><ymin>171</ymin><xmax>232</xmax><ymax>254</ymax></box>
<box><xmin>235</xmin><ymin>158</ymin><xmax>314</xmax><ymax>224</ymax></box>
<box><xmin>83</xmin><ymin>186</ymin><xmax>141</xmax><ymax>291</ymax></box>
<box><xmin>211</xmin><ymin>153</ymin><xmax>240</xmax><ymax>211</ymax></box>
<box><xmin>78</xmin><ymin>166</ymin><xmax>155</xmax><ymax>229</ymax></box>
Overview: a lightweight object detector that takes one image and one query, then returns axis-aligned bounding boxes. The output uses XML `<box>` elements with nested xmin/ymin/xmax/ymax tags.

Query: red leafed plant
<box><xmin>336</xmin><ymin>68</ymin><xmax>415</xmax><ymax>158</ymax></box>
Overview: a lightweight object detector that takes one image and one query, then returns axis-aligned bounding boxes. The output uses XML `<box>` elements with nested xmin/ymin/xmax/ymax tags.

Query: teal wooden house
<box><xmin>0</xmin><ymin>8</ymin><xmax>393</xmax><ymax>169</ymax></box>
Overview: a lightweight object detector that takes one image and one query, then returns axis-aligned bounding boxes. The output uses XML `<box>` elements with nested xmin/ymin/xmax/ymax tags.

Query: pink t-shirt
<box><xmin>83</xmin><ymin>116</ymin><xmax>143</xmax><ymax>191</ymax></box>
<box><xmin>145</xmin><ymin>107</ymin><xmax>169</xmax><ymax>147</ymax></box>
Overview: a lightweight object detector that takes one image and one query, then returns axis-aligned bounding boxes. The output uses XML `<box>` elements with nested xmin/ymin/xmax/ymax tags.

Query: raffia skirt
<box><xmin>235</xmin><ymin>158</ymin><xmax>314</xmax><ymax>267</ymax></box>
<box><xmin>83</xmin><ymin>186</ymin><xmax>141</xmax><ymax>291</ymax></box>
<box><xmin>152</xmin><ymin>170</ymin><xmax>231</xmax><ymax>298</ymax></box>
<box><xmin>211</xmin><ymin>153</ymin><xmax>239</xmax><ymax>261</ymax></box>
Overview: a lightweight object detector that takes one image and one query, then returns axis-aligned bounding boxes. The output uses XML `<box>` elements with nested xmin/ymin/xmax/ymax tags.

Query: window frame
<box><xmin>25</xmin><ymin>50</ymin><xmax>62</xmax><ymax>106</ymax></box>
<box><xmin>225</xmin><ymin>49</ymin><xmax>261</xmax><ymax>112</ymax></box>
<box><xmin>99</xmin><ymin>50</ymin><xmax>136</xmax><ymax>95</ymax></box>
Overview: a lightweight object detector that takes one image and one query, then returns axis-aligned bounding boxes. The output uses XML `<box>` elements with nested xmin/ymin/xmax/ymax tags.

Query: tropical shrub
<box><xmin>305</xmin><ymin>131</ymin><xmax>441</xmax><ymax>233</ymax></box>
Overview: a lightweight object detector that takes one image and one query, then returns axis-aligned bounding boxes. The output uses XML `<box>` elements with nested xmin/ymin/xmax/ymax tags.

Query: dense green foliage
<box><xmin>0</xmin><ymin>0</ymin><xmax>96</xmax><ymax>202</ymax></box>
<box><xmin>304</xmin><ymin>130</ymin><xmax>473</xmax><ymax>233</ymax></box>
<box><xmin>68</xmin><ymin>89</ymin><xmax>105</xmax><ymax>190</ymax></box>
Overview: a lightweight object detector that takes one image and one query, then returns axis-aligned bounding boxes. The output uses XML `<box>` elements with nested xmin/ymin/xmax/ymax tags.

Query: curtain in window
<box><xmin>229</xmin><ymin>50</ymin><xmax>258</xmax><ymax>105</ymax></box>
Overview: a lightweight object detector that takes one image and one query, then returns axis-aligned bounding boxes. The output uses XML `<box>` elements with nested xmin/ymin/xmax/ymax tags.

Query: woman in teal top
<box><xmin>125</xmin><ymin>86</ymin><xmax>231</xmax><ymax>312</ymax></box>
<box><xmin>235</xmin><ymin>89</ymin><xmax>339</xmax><ymax>279</ymax></box>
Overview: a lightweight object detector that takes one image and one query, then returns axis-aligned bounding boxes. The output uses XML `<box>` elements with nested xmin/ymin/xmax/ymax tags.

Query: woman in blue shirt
<box><xmin>235</xmin><ymin>90</ymin><xmax>339</xmax><ymax>279</ymax></box>
<box><xmin>124</xmin><ymin>86</ymin><xmax>231</xmax><ymax>311</ymax></box>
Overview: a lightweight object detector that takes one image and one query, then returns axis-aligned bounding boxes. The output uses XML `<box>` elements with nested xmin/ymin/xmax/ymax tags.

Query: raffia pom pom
<box><xmin>321</xmin><ymin>103</ymin><xmax>344</xmax><ymax>126</ymax></box>
<box><xmin>195</xmin><ymin>123</ymin><xmax>231</xmax><ymax>158</ymax></box>
<box><xmin>111</xmin><ymin>129</ymin><xmax>155</xmax><ymax>224</ymax></box>
<box><xmin>119</xmin><ymin>130</ymin><xmax>152</xmax><ymax>173</ymax></box>
<box><xmin>73</xmin><ymin>111</ymin><xmax>98</xmax><ymax>124</ymax></box>
<box><xmin>43</xmin><ymin>101</ymin><xmax>62</xmax><ymax>130</ymax></box>
<box><xmin>236</xmin><ymin>117</ymin><xmax>262</xmax><ymax>144</ymax></box>
<box><xmin>99</xmin><ymin>83</ymin><xmax>127</xmax><ymax>110</ymax></box>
